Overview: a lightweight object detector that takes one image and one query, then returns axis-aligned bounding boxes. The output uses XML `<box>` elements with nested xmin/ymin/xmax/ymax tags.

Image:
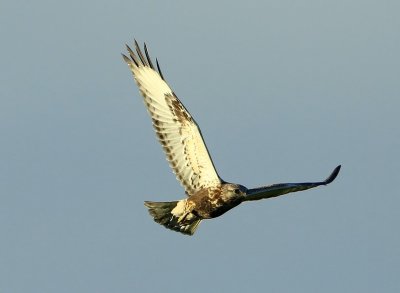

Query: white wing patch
<box><xmin>123</xmin><ymin>41</ymin><xmax>222</xmax><ymax>196</ymax></box>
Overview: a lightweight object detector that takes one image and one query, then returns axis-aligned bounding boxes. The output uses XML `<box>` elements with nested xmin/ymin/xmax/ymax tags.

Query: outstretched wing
<box><xmin>122</xmin><ymin>40</ymin><xmax>222</xmax><ymax>196</ymax></box>
<box><xmin>244</xmin><ymin>165</ymin><xmax>341</xmax><ymax>201</ymax></box>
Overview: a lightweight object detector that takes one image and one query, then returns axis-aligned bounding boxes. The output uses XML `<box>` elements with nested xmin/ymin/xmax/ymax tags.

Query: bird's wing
<box><xmin>244</xmin><ymin>165</ymin><xmax>341</xmax><ymax>201</ymax></box>
<box><xmin>122</xmin><ymin>41</ymin><xmax>222</xmax><ymax>196</ymax></box>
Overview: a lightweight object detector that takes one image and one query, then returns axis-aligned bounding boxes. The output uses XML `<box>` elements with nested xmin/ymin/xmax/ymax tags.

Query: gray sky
<box><xmin>1</xmin><ymin>0</ymin><xmax>399</xmax><ymax>292</ymax></box>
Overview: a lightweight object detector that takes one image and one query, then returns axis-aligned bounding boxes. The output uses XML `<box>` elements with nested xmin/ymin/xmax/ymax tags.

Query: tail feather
<box><xmin>144</xmin><ymin>200</ymin><xmax>201</xmax><ymax>235</ymax></box>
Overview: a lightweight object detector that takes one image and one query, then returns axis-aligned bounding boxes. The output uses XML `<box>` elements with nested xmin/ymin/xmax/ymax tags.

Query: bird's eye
<box><xmin>234</xmin><ymin>189</ymin><xmax>241</xmax><ymax>194</ymax></box>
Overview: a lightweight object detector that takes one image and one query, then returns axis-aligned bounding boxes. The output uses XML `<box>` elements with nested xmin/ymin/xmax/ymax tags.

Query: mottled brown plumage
<box><xmin>123</xmin><ymin>40</ymin><xmax>341</xmax><ymax>235</ymax></box>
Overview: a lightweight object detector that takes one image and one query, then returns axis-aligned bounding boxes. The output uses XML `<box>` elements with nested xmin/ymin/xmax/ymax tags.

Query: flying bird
<box><xmin>122</xmin><ymin>40</ymin><xmax>341</xmax><ymax>236</ymax></box>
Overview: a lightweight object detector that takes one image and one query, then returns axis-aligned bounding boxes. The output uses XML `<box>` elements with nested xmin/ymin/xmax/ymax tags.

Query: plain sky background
<box><xmin>1</xmin><ymin>0</ymin><xmax>399</xmax><ymax>292</ymax></box>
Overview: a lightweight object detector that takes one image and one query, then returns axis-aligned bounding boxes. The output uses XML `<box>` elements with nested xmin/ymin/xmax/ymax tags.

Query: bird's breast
<box><xmin>189</xmin><ymin>189</ymin><xmax>242</xmax><ymax>219</ymax></box>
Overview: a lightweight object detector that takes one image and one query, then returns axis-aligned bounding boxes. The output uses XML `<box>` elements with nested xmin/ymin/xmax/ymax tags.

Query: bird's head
<box><xmin>222</xmin><ymin>183</ymin><xmax>248</xmax><ymax>200</ymax></box>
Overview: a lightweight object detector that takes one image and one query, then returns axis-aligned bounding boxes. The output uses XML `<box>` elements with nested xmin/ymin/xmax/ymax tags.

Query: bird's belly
<box><xmin>192</xmin><ymin>197</ymin><xmax>242</xmax><ymax>219</ymax></box>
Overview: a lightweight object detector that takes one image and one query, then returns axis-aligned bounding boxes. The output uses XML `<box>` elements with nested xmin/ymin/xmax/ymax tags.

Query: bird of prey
<box><xmin>122</xmin><ymin>40</ymin><xmax>341</xmax><ymax>236</ymax></box>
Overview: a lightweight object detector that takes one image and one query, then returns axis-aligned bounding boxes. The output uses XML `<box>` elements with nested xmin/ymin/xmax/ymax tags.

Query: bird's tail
<box><xmin>144</xmin><ymin>200</ymin><xmax>201</xmax><ymax>236</ymax></box>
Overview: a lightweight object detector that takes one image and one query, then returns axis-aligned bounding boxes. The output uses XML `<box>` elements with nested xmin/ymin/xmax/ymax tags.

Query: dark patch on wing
<box><xmin>165</xmin><ymin>93</ymin><xmax>192</xmax><ymax>124</ymax></box>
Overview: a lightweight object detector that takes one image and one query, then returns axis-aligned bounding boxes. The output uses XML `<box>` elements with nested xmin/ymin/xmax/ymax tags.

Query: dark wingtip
<box><xmin>324</xmin><ymin>165</ymin><xmax>341</xmax><ymax>185</ymax></box>
<box><xmin>134</xmin><ymin>39</ymin><xmax>148</xmax><ymax>66</ymax></box>
<box><xmin>126</xmin><ymin>44</ymin><xmax>139</xmax><ymax>66</ymax></box>
<box><xmin>121</xmin><ymin>53</ymin><xmax>130</xmax><ymax>63</ymax></box>
<box><xmin>156</xmin><ymin>58</ymin><xmax>165</xmax><ymax>80</ymax></box>
<box><xmin>144</xmin><ymin>42</ymin><xmax>155</xmax><ymax>69</ymax></box>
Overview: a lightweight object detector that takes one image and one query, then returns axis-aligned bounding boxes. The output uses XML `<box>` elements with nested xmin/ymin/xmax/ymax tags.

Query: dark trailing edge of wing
<box><xmin>122</xmin><ymin>39</ymin><xmax>165</xmax><ymax>80</ymax></box>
